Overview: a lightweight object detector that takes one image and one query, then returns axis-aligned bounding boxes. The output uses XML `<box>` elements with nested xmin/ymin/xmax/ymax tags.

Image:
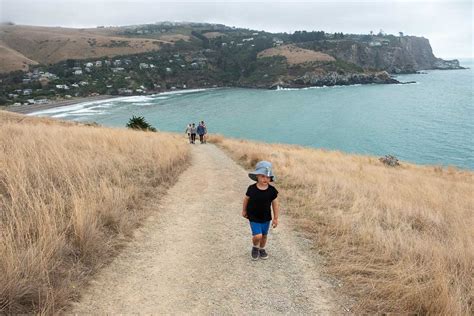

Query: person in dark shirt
<box><xmin>242</xmin><ymin>161</ymin><xmax>280</xmax><ymax>260</ymax></box>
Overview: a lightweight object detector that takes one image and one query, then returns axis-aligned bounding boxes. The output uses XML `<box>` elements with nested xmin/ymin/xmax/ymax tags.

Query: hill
<box><xmin>0</xmin><ymin>25</ymin><xmax>172</xmax><ymax>69</ymax></box>
<box><xmin>0</xmin><ymin>22</ymin><xmax>463</xmax><ymax>106</ymax></box>
<box><xmin>211</xmin><ymin>135</ymin><xmax>473</xmax><ymax>314</ymax></box>
<box><xmin>0</xmin><ymin>110</ymin><xmax>190</xmax><ymax>313</ymax></box>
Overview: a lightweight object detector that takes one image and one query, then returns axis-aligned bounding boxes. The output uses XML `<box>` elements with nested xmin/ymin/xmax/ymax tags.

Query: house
<box><xmin>56</xmin><ymin>84</ymin><xmax>69</xmax><ymax>90</ymax></box>
<box><xmin>113</xmin><ymin>60</ymin><xmax>122</xmax><ymax>66</ymax></box>
<box><xmin>166</xmin><ymin>67</ymin><xmax>172</xmax><ymax>73</ymax></box>
<box><xmin>104</xmin><ymin>60</ymin><xmax>111</xmax><ymax>66</ymax></box>
<box><xmin>118</xmin><ymin>88</ymin><xmax>133</xmax><ymax>95</ymax></box>
<box><xmin>22</xmin><ymin>78</ymin><xmax>31</xmax><ymax>84</ymax></box>
<box><xmin>252</xmin><ymin>32</ymin><xmax>259</xmax><ymax>36</ymax></box>
<box><xmin>79</xmin><ymin>81</ymin><xmax>89</xmax><ymax>86</ymax></box>
<box><xmin>72</xmin><ymin>83</ymin><xmax>80</xmax><ymax>88</ymax></box>
<box><xmin>35</xmin><ymin>99</ymin><xmax>49</xmax><ymax>104</ymax></box>
<box><xmin>22</xmin><ymin>89</ymin><xmax>32</xmax><ymax>95</ymax></box>
<box><xmin>242</xmin><ymin>37</ymin><xmax>254</xmax><ymax>42</ymax></box>
<box><xmin>369</xmin><ymin>41</ymin><xmax>382</xmax><ymax>47</ymax></box>
<box><xmin>95</xmin><ymin>61</ymin><xmax>102</xmax><ymax>67</ymax></box>
<box><xmin>74</xmin><ymin>70</ymin><xmax>83</xmax><ymax>75</ymax></box>
<box><xmin>139</xmin><ymin>63</ymin><xmax>149</xmax><ymax>69</ymax></box>
<box><xmin>85</xmin><ymin>62</ymin><xmax>94</xmax><ymax>67</ymax></box>
<box><xmin>112</xmin><ymin>67</ymin><xmax>125</xmax><ymax>73</ymax></box>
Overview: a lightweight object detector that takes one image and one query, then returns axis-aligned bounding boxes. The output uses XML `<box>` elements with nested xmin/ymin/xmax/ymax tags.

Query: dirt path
<box><xmin>71</xmin><ymin>144</ymin><xmax>341</xmax><ymax>314</ymax></box>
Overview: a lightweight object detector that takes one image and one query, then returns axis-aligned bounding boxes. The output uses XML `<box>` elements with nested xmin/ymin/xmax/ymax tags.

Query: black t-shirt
<box><xmin>245</xmin><ymin>184</ymin><xmax>278</xmax><ymax>223</ymax></box>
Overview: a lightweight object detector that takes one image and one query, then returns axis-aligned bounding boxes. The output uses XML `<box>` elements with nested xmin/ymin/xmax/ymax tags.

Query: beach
<box><xmin>4</xmin><ymin>95</ymin><xmax>118</xmax><ymax>115</ymax></box>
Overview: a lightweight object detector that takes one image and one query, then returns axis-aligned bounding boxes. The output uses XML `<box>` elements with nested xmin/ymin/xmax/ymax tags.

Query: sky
<box><xmin>1</xmin><ymin>0</ymin><xmax>472</xmax><ymax>59</ymax></box>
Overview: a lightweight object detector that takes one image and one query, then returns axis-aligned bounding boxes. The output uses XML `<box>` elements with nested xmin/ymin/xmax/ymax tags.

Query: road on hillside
<box><xmin>71</xmin><ymin>144</ymin><xmax>341</xmax><ymax>314</ymax></box>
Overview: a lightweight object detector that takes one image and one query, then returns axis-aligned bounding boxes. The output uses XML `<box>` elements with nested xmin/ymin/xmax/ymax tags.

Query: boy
<box><xmin>242</xmin><ymin>161</ymin><xmax>279</xmax><ymax>260</ymax></box>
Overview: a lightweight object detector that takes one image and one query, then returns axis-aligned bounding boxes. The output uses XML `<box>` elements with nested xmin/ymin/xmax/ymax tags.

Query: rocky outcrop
<box><xmin>317</xmin><ymin>36</ymin><xmax>464</xmax><ymax>73</ymax></box>
<box><xmin>271</xmin><ymin>71</ymin><xmax>399</xmax><ymax>88</ymax></box>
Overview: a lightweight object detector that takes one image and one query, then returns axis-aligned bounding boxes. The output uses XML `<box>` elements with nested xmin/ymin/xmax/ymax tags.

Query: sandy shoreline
<box><xmin>4</xmin><ymin>95</ymin><xmax>119</xmax><ymax>115</ymax></box>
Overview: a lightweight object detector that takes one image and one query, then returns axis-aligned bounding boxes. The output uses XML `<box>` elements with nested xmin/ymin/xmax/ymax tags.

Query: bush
<box><xmin>126</xmin><ymin>115</ymin><xmax>157</xmax><ymax>132</ymax></box>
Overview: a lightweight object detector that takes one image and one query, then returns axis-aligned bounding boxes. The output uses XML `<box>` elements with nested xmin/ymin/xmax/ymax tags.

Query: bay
<box><xmin>30</xmin><ymin>58</ymin><xmax>474</xmax><ymax>170</ymax></box>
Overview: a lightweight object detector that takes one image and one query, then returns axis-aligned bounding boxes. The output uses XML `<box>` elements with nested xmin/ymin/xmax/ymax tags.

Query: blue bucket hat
<box><xmin>248</xmin><ymin>160</ymin><xmax>275</xmax><ymax>182</ymax></box>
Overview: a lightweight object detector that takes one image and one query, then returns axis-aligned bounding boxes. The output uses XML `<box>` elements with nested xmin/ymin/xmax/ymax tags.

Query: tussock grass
<box><xmin>210</xmin><ymin>135</ymin><xmax>474</xmax><ymax>315</ymax></box>
<box><xmin>0</xmin><ymin>113</ymin><xmax>189</xmax><ymax>313</ymax></box>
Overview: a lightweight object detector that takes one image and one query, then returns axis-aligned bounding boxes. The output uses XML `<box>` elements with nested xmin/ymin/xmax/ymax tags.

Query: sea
<box><xmin>29</xmin><ymin>58</ymin><xmax>474</xmax><ymax>170</ymax></box>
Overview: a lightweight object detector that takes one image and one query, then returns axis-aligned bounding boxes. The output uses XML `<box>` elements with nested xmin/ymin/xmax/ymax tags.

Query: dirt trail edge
<box><xmin>71</xmin><ymin>144</ymin><xmax>342</xmax><ymax>314</ymax></box>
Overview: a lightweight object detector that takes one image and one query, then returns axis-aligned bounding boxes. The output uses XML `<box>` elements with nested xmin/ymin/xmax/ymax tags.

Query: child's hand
<box><xmin>242</xmin><ymin>210</ymin><xmax>248</xmax><ymax>219</ymax></box>
<box><xmin>272</xmin><ymin>218</ymin><xmax>278</xmax><ymax>228</ymax></box>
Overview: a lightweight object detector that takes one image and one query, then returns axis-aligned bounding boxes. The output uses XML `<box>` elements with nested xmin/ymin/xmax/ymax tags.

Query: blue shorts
<box><xmin>249</xmin><ymin>221</ymin><xmax>271</xmax><ymax>236</ymax></box>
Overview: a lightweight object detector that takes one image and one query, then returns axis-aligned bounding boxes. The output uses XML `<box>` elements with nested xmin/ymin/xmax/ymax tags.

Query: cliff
<box><xmin>305</xmin><ymin>35</ymin><xmax>463</xmax><ymax>73</ymax></box>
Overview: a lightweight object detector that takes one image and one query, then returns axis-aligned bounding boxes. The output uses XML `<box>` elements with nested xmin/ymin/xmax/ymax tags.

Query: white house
<box><xmin>166</xmin><ymin>67</ymin><xmax>172</xmax><ymax>73</ymax></box>
<box><xmin>74</xmin><ymin>70</ymin><xmax>83</xmax><ymax>75</ymax></box>
<box><xmin>56</xmin><ymin>84</ymin><xmax>69</xmax><ymax>90</ymax></box>
<box><xmin>85</xmin><ymin>62</ymin><xmax>94</xmax><ymax>68</ymax></box>
<box><xmin>139</xmin><ymin>63</ymin><xmax>149</xmax><ymax>69</ymax></box>
<box><xmin>95</xmin><ymin>61</ymin><xmax>102</xmax><ymax>67</ymax></box>
<box><xmin>112</xmin><ymin>67</ymin><xmax>125</xmax><ymax>73</ymax></box>
<box><xmin>242</xmin><ymin>37</ymin><xmax>254</xmax><ymax>42</ymax></box>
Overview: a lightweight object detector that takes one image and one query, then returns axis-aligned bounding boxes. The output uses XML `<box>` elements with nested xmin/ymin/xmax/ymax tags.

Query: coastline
<box><xmin>4</xmin><ymin>95</ymin><xmax>119</xmax><ymax>115</ymax></box>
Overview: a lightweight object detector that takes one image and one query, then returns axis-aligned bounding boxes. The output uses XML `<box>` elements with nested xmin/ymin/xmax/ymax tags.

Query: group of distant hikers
<box><xmin>184</xmin><ymin>121</ymin><xmax>208</xmax><ymax>144</ymax></box>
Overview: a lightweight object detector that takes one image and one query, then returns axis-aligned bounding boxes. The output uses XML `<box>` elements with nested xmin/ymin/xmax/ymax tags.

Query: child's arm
<box><xmin>242</xmin><ymin>196</ymin><xmax>249</xmax><ymax>218</ymax></box>
<box><xmin>271</xmin><ymin>198</ymin><xmax>280</xmax><ymax>228</ymax></box>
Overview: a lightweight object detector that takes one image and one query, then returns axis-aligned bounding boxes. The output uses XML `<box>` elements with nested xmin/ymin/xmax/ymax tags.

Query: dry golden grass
<box><xmin>0</xmin><ymin>25</ymin><xmax>171</xmax><ymax>72</ymax></box>
<box><xmin>0</xmin><ymin>42</ymin><xmax>38</xmax><ymax>73</ymax></box>
<box><xmin>209</xmin><ymin>135</ymin><xmax>474</xmax><ymax>315</ymax></box>
<box><xmin>257</xmin><ymin>44</ymin><xmax>336</xmax><ymax>65</ymax></box>
<box><xmin>0</xmin><ymin>114</ymin><xmax>190</xmax><ymax>313</ymax></box>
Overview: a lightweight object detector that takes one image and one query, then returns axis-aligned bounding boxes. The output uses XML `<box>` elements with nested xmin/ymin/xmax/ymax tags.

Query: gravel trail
<box><xmin>71</xmin><ymin>143</ymin><xmax>341</xmax><ymax>314</ymax></box>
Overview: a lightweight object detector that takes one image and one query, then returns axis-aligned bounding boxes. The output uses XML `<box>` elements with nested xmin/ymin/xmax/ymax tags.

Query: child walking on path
<box><xmin>242</xmin><ymin>161</ymin><xmax>279</xmax><ymax>260</ymax></box>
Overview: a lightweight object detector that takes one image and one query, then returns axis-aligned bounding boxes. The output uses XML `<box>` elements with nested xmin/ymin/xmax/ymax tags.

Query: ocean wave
<box><xmin>151</xmin><ymin>88</ymin><xmax>214</xmax><ymax>97</ymax></box>
<box><xmin>274</xmin><ymin>84</ymin><xmax>363</xmax><ymax>91</ymax></box>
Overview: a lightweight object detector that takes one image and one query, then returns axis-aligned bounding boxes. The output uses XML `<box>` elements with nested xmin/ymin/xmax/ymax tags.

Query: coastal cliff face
<box><xmin>310</xmin><ymin>36</ymin><xmax>462</xmax><ymax>73</ymax></box>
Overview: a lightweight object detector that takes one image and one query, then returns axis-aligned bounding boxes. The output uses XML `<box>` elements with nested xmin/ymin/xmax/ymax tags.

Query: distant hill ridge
<box><xmin>0</xmin><ymin>23</ymin><xmax>461</xmax><ymax>74</ymax></box>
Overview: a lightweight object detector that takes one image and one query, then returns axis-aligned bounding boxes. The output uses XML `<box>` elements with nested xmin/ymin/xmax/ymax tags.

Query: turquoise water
<box><xmin>31</xmin><ymin>59</ymin><xmax>474</xmax><ymax>170</ymax></box>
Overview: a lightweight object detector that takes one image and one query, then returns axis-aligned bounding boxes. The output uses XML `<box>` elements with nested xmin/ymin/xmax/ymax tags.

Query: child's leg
<box><xmin>259</xmin><ymin>234</ymin><xmax>267</xmax><ymax>248</ymax></box>
<box><xmin>252</xmin><ymin>234</ymin><xmax>262</xmax><ymax>247</ymax></box>
<box><xmin>259</xmin><ymin>221</ymin><xmax>271</xmax><ymax>248</ymax></box>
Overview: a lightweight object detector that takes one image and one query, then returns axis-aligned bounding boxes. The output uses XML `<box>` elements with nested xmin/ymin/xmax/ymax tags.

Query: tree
<box><xmin>126</xmin><ymin>115</ymin><xmax>157</xmax><ymax>132</ymax></box>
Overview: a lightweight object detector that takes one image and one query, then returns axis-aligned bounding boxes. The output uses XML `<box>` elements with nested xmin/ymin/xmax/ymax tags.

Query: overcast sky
<box><xmin>1</xmin><ymin>0</ymin><xmax>472</xmax><ymax>59</ymax></box>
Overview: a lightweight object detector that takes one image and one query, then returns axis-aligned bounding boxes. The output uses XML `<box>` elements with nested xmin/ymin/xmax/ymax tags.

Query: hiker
<box><xmin>190</xmin><ymin>123</ymin><xmax>197</xmax><ymax>144</ymax></box>
<box><xmin>184</xmin><ymin>123</ymin><xmax>192</xmax><ymax>143</ymax></box>
<box><xmin>197</xmin><ymin>121</ymin><xmax>206</xmax><ymax>144</ymax></box>
<box><xmin>201</xmin><ymin>121</ymin><xmax>208</xmax><ymax>143</ymax></box>
<box><xmin>242</xmin><ymin>161</ymin><xmax>279</xmax><ymax>260</ymax></box>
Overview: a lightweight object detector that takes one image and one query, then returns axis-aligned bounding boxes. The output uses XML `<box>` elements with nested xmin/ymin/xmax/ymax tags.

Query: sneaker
<box><xmin>251</xmin><ymin>247</ymin><xmax>259</xmax><ymax>260</ymax></box>
<box><xmin>259</xmin><ymin>248</ymin><xmax>268</xmax><ymax>260</ymax></box>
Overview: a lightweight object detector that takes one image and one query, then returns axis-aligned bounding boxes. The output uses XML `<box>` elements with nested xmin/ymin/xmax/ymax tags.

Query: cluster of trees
<box><xmin>290</xmin><ymin>31</ymin><xmax>326</xmax><ymax>42</ymax></box>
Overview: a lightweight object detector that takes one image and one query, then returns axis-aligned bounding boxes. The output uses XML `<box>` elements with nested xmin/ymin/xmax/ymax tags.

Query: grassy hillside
<box><xmin>0</xmin><ymin>111</ymin><xmax>190</xmax><ymax>313</ymax></box>
<box><xmin>0</xmin><ymin>25</ymin><xmax>172</xmax><ymax>72</ymax></box>
<box><xmin>211</xmin><ymin>135</ymin><xmax>473</xmax><ymax>315</ymax></box>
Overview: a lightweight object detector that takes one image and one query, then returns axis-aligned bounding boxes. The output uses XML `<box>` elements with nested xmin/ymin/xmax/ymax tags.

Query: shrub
<box><xmin>126</xmin><ymin>115</ymin><xmax>156</xmax><ymax>132</ymax></box>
